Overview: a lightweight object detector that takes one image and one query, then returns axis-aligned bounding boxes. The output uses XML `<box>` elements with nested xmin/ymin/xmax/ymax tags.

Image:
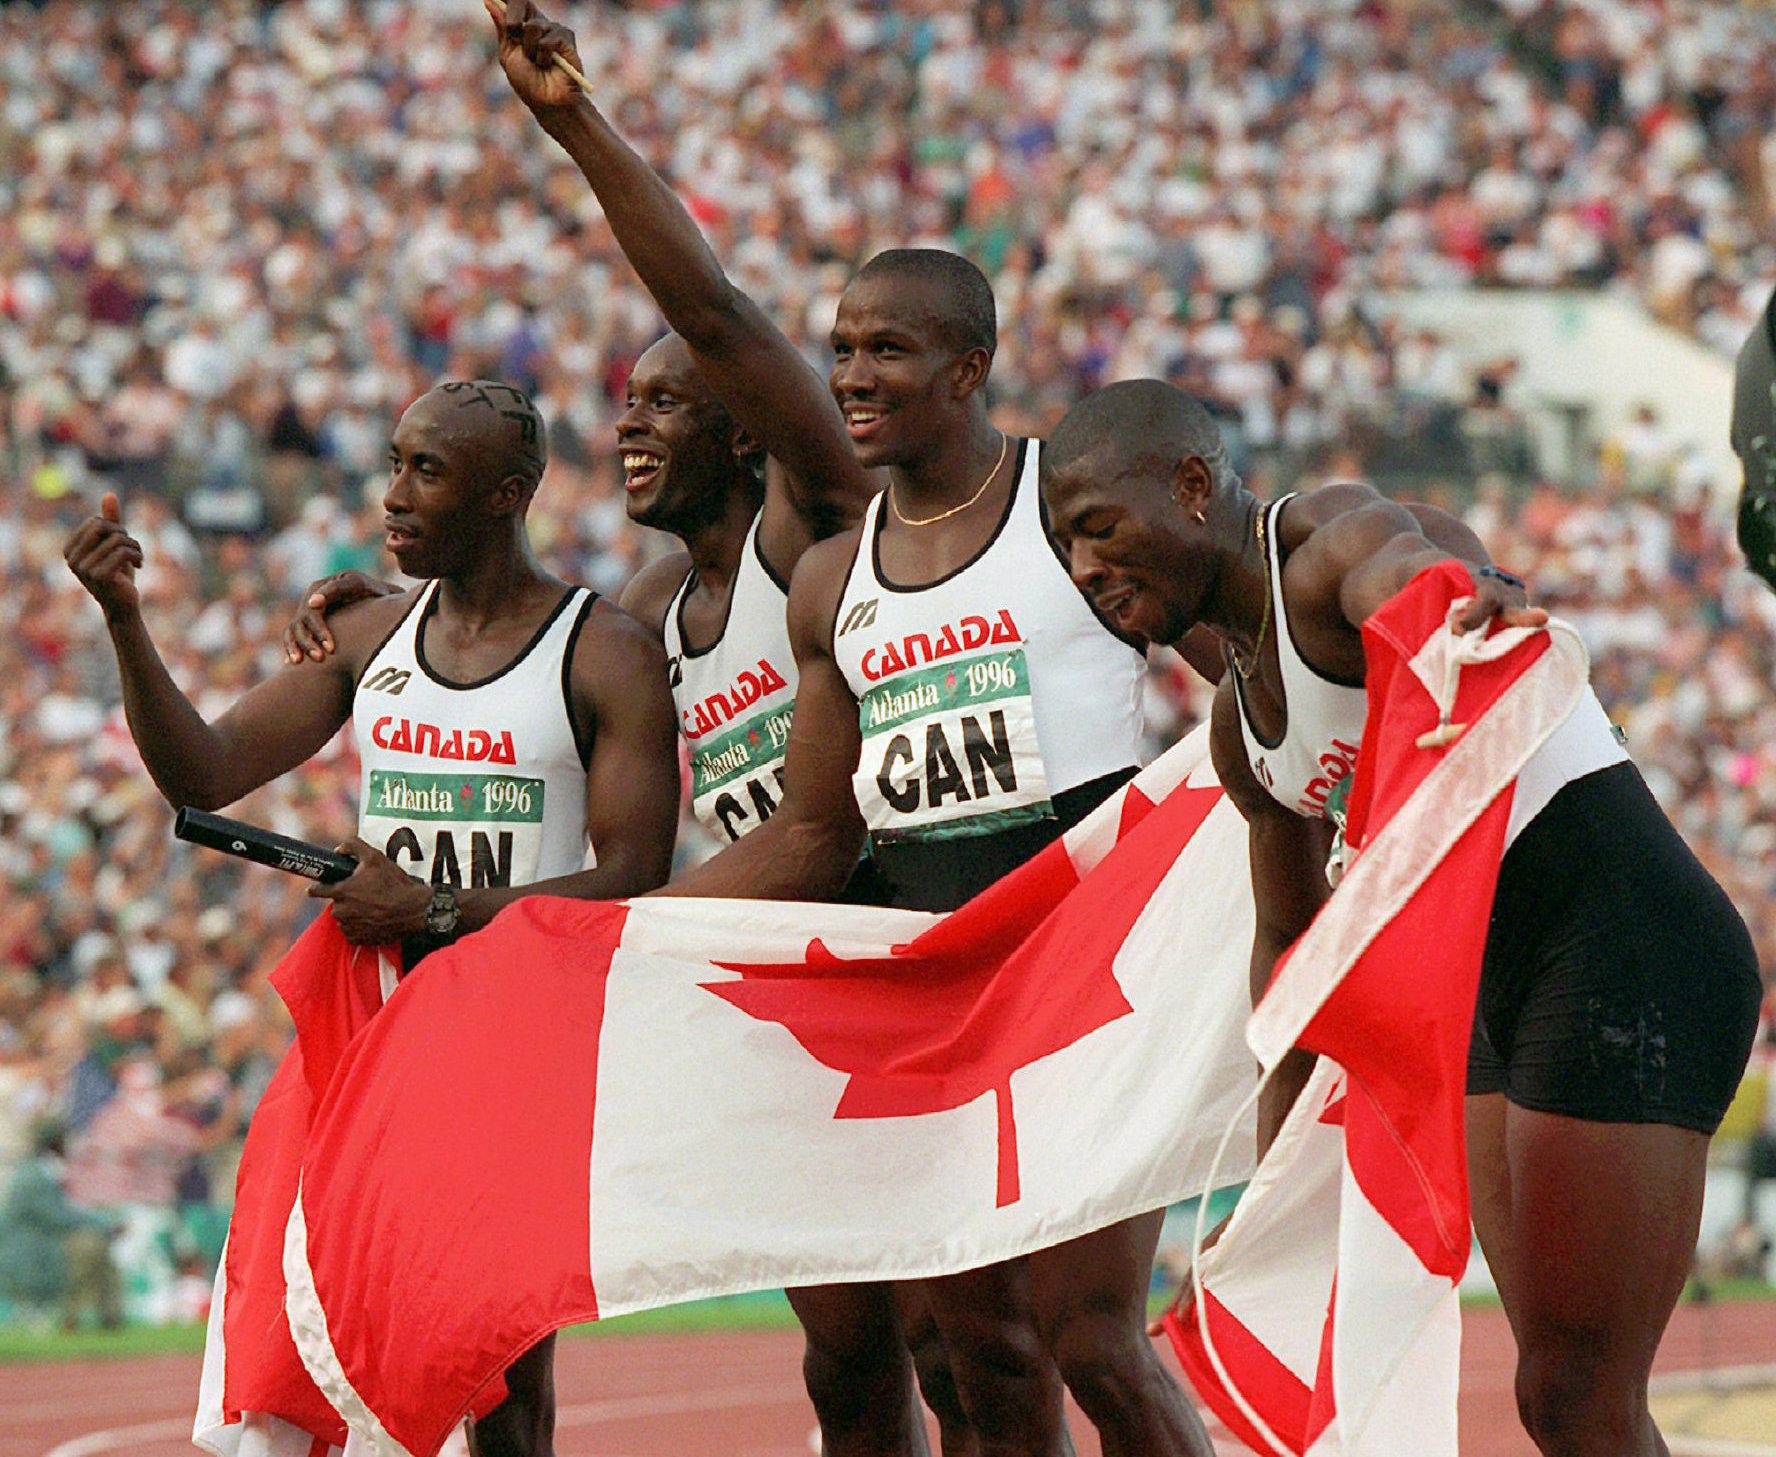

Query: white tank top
<box><xmin>832</xmin><ymin>437</ymin><xmax>1145</xmax><ymax>843</ymax></box>
<box><xmin>662</xmin><ymin>514</ymin><xmax>797</xmax><ymax>844</ymax></box>
<box><xmin>1233</xmin><ymin>495</ymin><xmax>1627</xmax><ymax>843</ymax></box>
<box><xmin>353</xmin><ymin>581</ymin><xmax>596</xmax><ymax>886</ymax></box>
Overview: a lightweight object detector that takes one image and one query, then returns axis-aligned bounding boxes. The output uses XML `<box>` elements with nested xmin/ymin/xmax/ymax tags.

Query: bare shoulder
<box><xmin>616</xmin><ymin>551</ymin><xmax>694</xmax><ymax>639</ymax></box>
<box><xmin>1287</xmin><ymin>482</ymin><xmax>1421</xmax><ymax>576</ymax></box>
<box><xmin>574</xmin><ymin>595</ymin><xmax>671</xmax><ymax>682</ymax></box>
<box><xmin>787</xmin><ymin>526</ymin><xmax>863</xmax><ymax>606</ymax></box>
<box><xmin>328</xmin><ymin>587</ymin><xmax>425</xmax><ymax>680</ymax></box>
<box><xmin>1281</xmin><ymin>480</ymin><xmax>1394</xmax><ymax>541</ymax></box>
<box><xmin>786</xmin><ymin>525</ymin><xmax>865</xmax><ymax>653</ymax></box>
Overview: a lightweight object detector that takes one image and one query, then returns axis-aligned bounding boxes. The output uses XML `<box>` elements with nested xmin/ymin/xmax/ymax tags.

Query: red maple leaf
<box><xmin>705</xmin><ymin>781</ymin><xmax>1221</xmax><ymax>1206</ymax></box>
<box><xmin>460</xmin><ymin>783</ymin><xmax>475</xmax><ymax>803</ymax></box>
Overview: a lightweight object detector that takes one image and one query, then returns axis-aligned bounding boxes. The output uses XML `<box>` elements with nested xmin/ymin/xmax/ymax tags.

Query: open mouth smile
<box><xmin>622</xmin><ymin>450</ymin><xmax>664</xmax><ymax>491</ymax></box>
<box><xmin>842</xmin><ymin>405</ymin><xmax>887</xmax><ymax>441</ymax></box>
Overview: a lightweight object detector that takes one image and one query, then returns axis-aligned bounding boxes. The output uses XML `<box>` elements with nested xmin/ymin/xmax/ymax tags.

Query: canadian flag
<box><xmin>1167</xmin><ymin>562</ymin><xmax>1589</xmax><ymax>1455</ymax></box>
<box><xmin>193</xmin><ymin>922</ymin><xmax>397</xmax><ymax>1457</ymax></box>
<box><xmin>256</xmin><ymin>723</ymin><xmax>1257</xmax><ymax>1457</ymax></box>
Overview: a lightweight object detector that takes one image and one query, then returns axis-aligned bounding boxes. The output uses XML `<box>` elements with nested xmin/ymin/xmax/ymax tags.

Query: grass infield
<box><xmin>3</xmin><ymin>1280</ymin><xmax>1772</xmax><ymax>1364</ymax></box>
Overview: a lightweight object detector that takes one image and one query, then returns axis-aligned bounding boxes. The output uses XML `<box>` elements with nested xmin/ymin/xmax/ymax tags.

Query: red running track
<box><xmin>7</xmin><ymin>1299</ymin><xmax>1775</xmax><ymax>1457</ymax></box>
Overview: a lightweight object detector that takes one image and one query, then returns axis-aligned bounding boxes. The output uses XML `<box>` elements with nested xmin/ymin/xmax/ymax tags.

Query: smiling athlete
<box><xmin>1041</xmin><ymin>378</ymin><xmax>1762</xmax><ymax>1457</ymax></box>
<box><xmin>67</xmin><ymin>378</ymin><xmax>681</xmax><ymax>1457</ymax></box>
<box><xmin>667</xmin><ymin>249</ymin><xmax>1219</xmax><ymax>1457</ymax></box>
<box><xmin>287</xmin><ymin>9</ymin><xmax>914</xmax><ymax>1453</ymax></box>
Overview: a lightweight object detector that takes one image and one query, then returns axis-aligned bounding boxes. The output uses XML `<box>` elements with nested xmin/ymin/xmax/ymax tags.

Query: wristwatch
<box><xmin>1474</xmin><ymin>563</ymin><xmax>1526</xmax><ymax>590</ymax></box>
<box><xmin>424</xmin><ymin>885</ymin><xmax>461</xmax><ymax>937</ymax></box>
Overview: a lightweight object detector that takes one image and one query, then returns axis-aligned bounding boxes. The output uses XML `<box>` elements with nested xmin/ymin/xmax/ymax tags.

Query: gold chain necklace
<box><xmin>889</xmin><ymin>432</ymin><xmax>1008</xmax><ymax>527</ymax></box>
<box><xmin>1229</xmin><ymin>504</ymin><xmax>1273</xmax><ymax>680</ymax></box>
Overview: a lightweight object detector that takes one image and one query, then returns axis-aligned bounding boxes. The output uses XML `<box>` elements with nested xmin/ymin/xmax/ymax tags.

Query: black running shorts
<box><xmin>868</xmin><ymin>766</ymin><xmax>1138</xmax><ymax>914</ymax></box>
<box><xmin>1467</xmin><ymin>762</ymin><xmax>1762</xmax><ymax>1133</ymax></box>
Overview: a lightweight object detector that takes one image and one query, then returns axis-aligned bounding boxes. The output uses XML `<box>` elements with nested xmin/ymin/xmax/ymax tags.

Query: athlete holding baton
<box><xmin>64</xmin><ymin>379</ymin><xmax>681</xmax><ymax>1457</ymax></box>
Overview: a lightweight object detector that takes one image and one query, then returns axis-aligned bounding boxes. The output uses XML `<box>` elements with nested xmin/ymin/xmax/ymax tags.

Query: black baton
<box><xmin>173</xmin><ymin>807</ymin><xmax>357</xmax><ymax>883</ymax></box>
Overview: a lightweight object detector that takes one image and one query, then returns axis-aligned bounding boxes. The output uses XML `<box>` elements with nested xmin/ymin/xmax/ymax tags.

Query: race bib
<box><xmin>853</xmin><ymin>647</ymin><xmax>1053</xmax><ymax>843</ymax></box>
<box><xmin>689</xmin><ymin>700</ymin><xmax>795</xmax><ymax>844</ymax></box>
<box><xmin>363</xmin><ymin>768</ymin><xmax>546</xmax><ymax>887</ymax></box>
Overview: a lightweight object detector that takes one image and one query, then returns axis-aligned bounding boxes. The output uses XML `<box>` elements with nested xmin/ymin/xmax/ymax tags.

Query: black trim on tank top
<box><xmin>1231</xmin><ymin>494</ymin><xmax>1365</xmax><ymax>755</ymax></box>
<box><xmin>753</xmin><ymin>521</ymin><xmax>792</xmax><ymax>594</ymax></box>
<box><xmin>1228</xmin><ymin>664</ymin><xmax>1285</xmax><ymax>752</ymax></box>
<box><xmin>414</xmin><ymin>583</ymin><xmax>581</xmax><ymax>690</ymax></box>
<box><xmin>353</xmin><ymin>585</ymin><xmax>429</xmax><ymax>696</ymax></box>
<box><xmin>560</xmin><ymin>590</ymin><xmax>602</xmax><ymax>771</ymax></box>
<box><xmin>672</xmin><ymin>515</ymin><xmax>775</xmax><ymax>660</ymax></box>
<box><xmin>870</xmin><ymin>438</ymin><xmax>1029</xmax><ymax>593</ymax></box>
<box><xmin>669</xmin><ymin>564</ymin><xmax>722</xmax><ymax>661</ymax></box>
<box><xmin>828</xmin><ymin>519</ymin><xmax>871</xmax><ymax>659</ymax></box>
<box><xmin>867</xmin><ymin>765</ymin><xmax>1138</xmax><ymax>912</ymax></box>
<box><xmin>1271</xmin><ymin>496</ymin><xmax>1364</xmax><ymax>691</ymax></box>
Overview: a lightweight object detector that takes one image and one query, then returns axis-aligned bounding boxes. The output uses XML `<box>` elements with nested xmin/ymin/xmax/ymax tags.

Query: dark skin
<box><xmin>279</xmin><ymin>14</ymin><xmax>910</xmax><ymax>1457</ymax></box>
<box><xmin>291</xmin><ymin>0</ymin><xmax>879</xmax><ymax>693</ymax></box>
<box><xmin>1047</xmin><ymin>422</ymin><xmax>1704</xmax><ymax>1457</ymax></box>
<box><xmin>68</xmin><ymin>386</ymin><xmax>680</xmax><ymax>947</ymax></box>
<box><xmin>658</xmin><ymin>284</ymin><xmax>1212</xmax><ymax>1455</ymax></box>
<box><xmin>483</xmin><ymin>13</ymin><xmax>930</xmax><ymax>1456</ymax></box>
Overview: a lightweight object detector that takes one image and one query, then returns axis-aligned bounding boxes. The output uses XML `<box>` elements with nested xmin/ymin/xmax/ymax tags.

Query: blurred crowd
<box><xmin>3</xmin><ymin>0</ymin><xmax>1776</xmax><ymax>1323</ymax></box>
<box><xmin>4</xmin><ymin>0</ymin><xmax>1775</xmax><ymax>516</ymax></box>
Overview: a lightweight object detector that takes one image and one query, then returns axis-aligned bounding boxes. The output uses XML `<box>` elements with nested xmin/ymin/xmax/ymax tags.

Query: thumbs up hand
<box><xmin>64</xmin><ymin>491</ymin><xmax>146</xmax><ymax>622</ymax></box>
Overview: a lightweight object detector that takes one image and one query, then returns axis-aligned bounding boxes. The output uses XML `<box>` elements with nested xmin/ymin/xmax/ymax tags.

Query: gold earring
<box><xmin>1193</xmin><ymin>509</ymin><xmax>1206</xmax><ymax>524</ymax></box>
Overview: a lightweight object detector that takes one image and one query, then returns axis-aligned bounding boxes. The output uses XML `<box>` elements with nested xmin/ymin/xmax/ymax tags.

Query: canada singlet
<box><xmin>354</xmin><ymin>581</ymin><xmax>597</xmax><ymax>886</ymax></box>
<box><xmin>663</xmin><ymin>515</ymin><xmax>797</xmax><ymax>844</ymax></box>
<box><xmin>831</xmin><ymin>437</ymin><xmax>1145</xmax><ymax>848</ymax></box>
<box><xmin>1231</xmin><ymin>493</ymin><xmax>1626</xmax><ymax>842</ymax></box>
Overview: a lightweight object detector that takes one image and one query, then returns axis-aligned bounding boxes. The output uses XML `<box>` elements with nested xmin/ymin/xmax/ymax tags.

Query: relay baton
<box><xmin>173</xmin><ymin>807</ymin><xmax>357</xmax><ymax>884</ymax></box>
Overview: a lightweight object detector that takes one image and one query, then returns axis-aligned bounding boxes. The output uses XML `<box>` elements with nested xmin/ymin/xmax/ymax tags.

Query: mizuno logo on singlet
<box><xmin>837</xmin><ymin>598</ymin><xmax>878</xmax><ymax>637</ymax></box>
<box><xmin>681</xmin><ymin>658</ymin><xmax>790</xmax><ymax>740</ymax></box>
<box><xmin>371</xmin><ymin>716</ymin><xmax>518</xmax><ymax>764</ymax></box>
<box><xmin>362</xmin><ymin>667</ymin><xmax>411</xmax><ymax>695</ymax></box>
<box><xmin>858</xmin><ymin>610</ymin><xmax>1024</xmax><ymax>683</ymax></box>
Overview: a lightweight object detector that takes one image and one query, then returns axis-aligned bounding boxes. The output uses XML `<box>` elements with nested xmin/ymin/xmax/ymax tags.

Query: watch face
<box><xmin>427</xmin><ymin>889</ymin><xmax>459</xmax><ymax>934</ymax></box>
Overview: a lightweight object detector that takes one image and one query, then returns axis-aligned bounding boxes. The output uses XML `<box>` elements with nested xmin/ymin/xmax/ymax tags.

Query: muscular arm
<box><xmin>492</xmin><ymin>2</ymin><xmax>875</xmax><ymax>558</ymax></box>
<box><xmin>1211</xmin><ymin>681</ymin><xmax>1336</xmax><ymax>1154</ymax></box>
<box><xmin>1292</xmin><ymin>486</ymin><xmax>1541</xmax><ymax>639</ymax></box>
<box><xmin>65</xmin><ymin>498</ymin><xmax>375</xmax><ymax>810</ymax></box>
<box><xmin>616</xmin><ymin>551</ymin><xmax>693</xmax><ymax>640</ymax></box>
<box><xmin>659</xmin><ymin>533</ymin><xmax>867</xmax><ymax>900</ymax></box>
<box><xmin>454</xmin><ymin>603</ymin><xmax>680</xmax><ymax>928</ymax></box>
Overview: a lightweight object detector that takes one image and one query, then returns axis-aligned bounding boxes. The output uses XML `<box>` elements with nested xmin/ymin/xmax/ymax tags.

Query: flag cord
<box><xmin>1189</xmin><ymin>1066</ymin><xmax>1298</xmax><ymax>1457</ymax></box>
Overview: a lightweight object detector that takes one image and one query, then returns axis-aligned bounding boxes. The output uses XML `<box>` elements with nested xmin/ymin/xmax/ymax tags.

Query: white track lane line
<box><xmin>42</xmin><ymin>1383</ymin><xmax>796</xmax><ymax>1457</ymax></box>
<box><xmin>42</xmin><ymin>1417</ymin><xmax>193</xmax><ymax>1457</ymax></box>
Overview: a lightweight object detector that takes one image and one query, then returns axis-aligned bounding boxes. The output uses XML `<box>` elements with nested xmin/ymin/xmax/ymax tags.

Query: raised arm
<box><xmin>65</xmin><ymin>493</ymin><xmax>365</xmax><ymax>811</ymax></box>
<box><xmin>659</xmin><ymin>532</ymin><xmax>868</xmax><ymax>900</ymax></box>
<box><xmin>488</xmin><ymin>0</ymin><xmax>875</xmax><ymax>553</ymax></box>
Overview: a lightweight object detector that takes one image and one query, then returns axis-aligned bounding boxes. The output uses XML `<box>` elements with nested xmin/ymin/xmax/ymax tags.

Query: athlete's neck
<box><xmin>1196</xmin><ymin>494</ymin><xmax>1270</xmax><ymax>657</ymax></box>
<box><xmin>887</xmin><ymin>413</ymin><xmax>1007</xmax><ymax>515</ymax></box>
<box><xmin>434</xmin><ymin>544</ymin><xmax>560</xmax><ymax>634</ymax></box>
<box><xmin>676</xmin><ymin>489</ymin><xmax>761</xmax><ymax>602</ymax></box>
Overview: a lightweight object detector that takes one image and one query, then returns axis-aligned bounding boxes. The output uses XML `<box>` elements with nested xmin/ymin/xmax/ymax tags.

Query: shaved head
<box><xmin>1044</xmin><ymin>379</ymin><xmax>1231</xmax><ymax>492</ymax></box>
<box><xmin>421</xmin><ymin>379</ymin><xmax>549</xmax><ymax>491</ymax></box>
<box><xmin>850</xmin><ymin>248</ymin><xmax>997</xmax><ymax>357</ymax></box>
